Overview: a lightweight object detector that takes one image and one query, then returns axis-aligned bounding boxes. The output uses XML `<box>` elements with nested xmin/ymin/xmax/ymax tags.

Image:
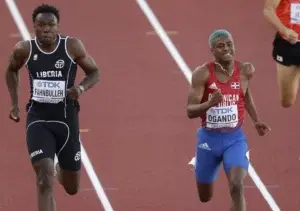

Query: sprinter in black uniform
<box><xmin>5</xmin><ymin>4</ymin><xmax>100</xmax><ymax>211</ymax></box>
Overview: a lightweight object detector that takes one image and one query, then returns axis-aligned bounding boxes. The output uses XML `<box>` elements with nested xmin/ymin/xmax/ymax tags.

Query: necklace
<box><xmin>214</xmin><ymin>62</ymin><xmax>234</xmax><ymax>76</ymax></box>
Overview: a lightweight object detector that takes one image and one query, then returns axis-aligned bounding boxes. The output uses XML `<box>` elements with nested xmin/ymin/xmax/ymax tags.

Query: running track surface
<box><xmin>1</xmin><ymin>0</ymin><xmax>300</xmax><ymax>210</ymax></box>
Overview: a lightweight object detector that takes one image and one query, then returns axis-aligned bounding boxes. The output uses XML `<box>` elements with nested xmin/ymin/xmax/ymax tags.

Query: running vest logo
<box><xmin>55</xmin><ymin>59</ymin><xmax>65</xmax><ymax>69</ymax></box>
<box><xmin>291</xmin><ymin>3</ymin><xmax>300</xmax><ymax>24</ymax></box>
<box><xmin>36</xmin><ymin>70</ymin><xmax>63</xmax><ymax>78</ymax></box>
<box><xmin>30</xmin><ymin>149</ymin><xmax>43</xmax><ymax>158</ymax></box>
<box><xmin>208</xmin><ymin>82</ymin><xmax>218</xmax><ymax>89</ymax></box>
<box><xmin>206</xmin><ymin>105</ymin><xmax>238</xmax><ymax>128</ymax></box>
<box><xmin>74</xmin><ymin>151</ymin><xmax>81</xmax><ymax>161</ymax></box>
<box><xmin>32</xmin><ymin>79</ymin><xmax>66</xmax><ymax>103</ymax></box>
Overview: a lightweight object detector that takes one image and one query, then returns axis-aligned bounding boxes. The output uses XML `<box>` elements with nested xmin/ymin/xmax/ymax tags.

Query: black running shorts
<box><xmin>26</xmin><ymin>103</ymin><xmax>81</xmax><ymax>171</ymax></box>
<box><xmin>272</xmin><ymin>32</ymin><xmax>300</xmax><ymax>66</ymax></box>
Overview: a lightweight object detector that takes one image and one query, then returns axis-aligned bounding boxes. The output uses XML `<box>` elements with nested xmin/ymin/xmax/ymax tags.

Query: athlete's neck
<box><xmin>36</xmin><ymin>35</ymin><xmax>58</xmax><ymax>52</ymax></box>
<box><xmin>214</xmin><ymin>59</ymin><xmax>234</xmax><ymax>76</ymax></box>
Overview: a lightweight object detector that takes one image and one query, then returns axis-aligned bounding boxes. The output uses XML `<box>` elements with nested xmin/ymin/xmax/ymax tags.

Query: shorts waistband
<box><xmin>198</xmin><ymin>126</ymin><xmax>244</xmax><ymax>138</ymax></box>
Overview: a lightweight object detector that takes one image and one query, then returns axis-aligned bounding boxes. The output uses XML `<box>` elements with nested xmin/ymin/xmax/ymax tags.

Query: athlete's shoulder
<box><xmin>12</xmin><ymin>40</ymin><xmax>31</xmax><ymax>59</ymax></box>
<box><xmin>63</xmin><ymin>35</ymin><xmax>83</xmax><ymax>45</ymax></box>
<box><xmin>191</xmin><ymin>62</ymin><xmax>210</xmax><ymax>84</ymax></box>
<box><xmin>60</xmin><ymin>34</ymin><xmax>77</xmax><ymax>40</ymax></box>
<box><xmin>64</xmin><ymin>36</ymin><xmax>86</xmax><ymax>51</ymax></box>
<box><xmin>14</xmin><ymin>40</ymin><xmax>30</xmax><ymax>50</ymax></box>
<box><xmin>236</xmin><ymin>60</ymin><xmax>255</xmax><ymax>80</ymax></box>
<box><xmin>64</xmin><ymin>36</ymin><xmax>87</xmax><ymax>60</ymax></box>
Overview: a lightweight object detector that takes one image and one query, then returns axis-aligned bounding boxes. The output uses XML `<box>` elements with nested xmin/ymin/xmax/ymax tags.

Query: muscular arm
<box><xmin>186</xmin><ymin>66</ymin><xmax>211</xmax><ymax>119</ymax></box>
<box><xmin>5</xmin><ymin>41</ymin><xmax>30</xmax><ymax>107</ymax></box>
<box><xmin>67</xmin><ymin>38</ymin><xmax>100</xmax><ymax>91</ymax></box>
<box><xmin>243</xmin><ymin>63</ymin><xmax>260</xmax><ymax>123</ymax></box>
<box><xmin>263</xmin><ymin>0</ymin><xmax>286</xmax><ymax>33</ymax></box>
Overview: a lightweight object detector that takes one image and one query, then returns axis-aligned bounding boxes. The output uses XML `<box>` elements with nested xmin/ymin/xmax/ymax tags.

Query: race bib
<box><xmin>206</xmin><ymin>105</ymin><xmax>238</xmax><ymax>129</ymax></box>
<box><xmin>32</xmin><ymin>79</ymin><xmax>66</xmax><ymax>103</ymax></box>
<box><xmin>291</xmin><ymin>3</ymin><xmax>300</xmax><ymax>24</ymax></box>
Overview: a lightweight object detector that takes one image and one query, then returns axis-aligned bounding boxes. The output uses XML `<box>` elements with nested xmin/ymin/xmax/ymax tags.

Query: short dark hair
<box><xmin>32</xmin><ymin>4</ymin><xmax>60</xmax><ymax>22</ymax></box>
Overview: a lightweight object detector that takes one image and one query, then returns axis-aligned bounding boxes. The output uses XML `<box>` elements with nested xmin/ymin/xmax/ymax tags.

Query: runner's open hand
<box><xmin>67</xmin><ymin>86</ymin><xmax>83</xmax><ymax>100</ymax></box>
<box><xmin>9</xmin><ymin>105</ymin><xmax>20</xmax><ymax>123</ymax></box>
<box><xmin>254</xmin><ymin>121</ymin><xmax>271</xmax><ymax>136</ymax></box>
<box><xmin>208</xmin><ymin>89</ymin><xmax>223</xmax><ymax>107</ymax></box>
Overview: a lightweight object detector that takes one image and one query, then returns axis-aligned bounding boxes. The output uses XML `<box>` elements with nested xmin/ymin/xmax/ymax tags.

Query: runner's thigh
<box><xmin>26</xmin><ymin>116</ymin><xmax>56</xmax><ymax>165</ymax></box>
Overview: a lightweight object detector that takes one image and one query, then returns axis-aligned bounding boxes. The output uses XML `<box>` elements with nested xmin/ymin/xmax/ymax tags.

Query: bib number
<box><xmin>206</xmin><ymin>105</ymin><xmax>238</xmax><ymax>129</ymax></box>
<box><xmin>32</xmin><ymin>79</ymin><xmax>66</xmax><ymax>103</ymax></box>
<box><xmin>291</xmin><ymin>3</ymin><xmax>300</xmax><ymax>24</ymax></box>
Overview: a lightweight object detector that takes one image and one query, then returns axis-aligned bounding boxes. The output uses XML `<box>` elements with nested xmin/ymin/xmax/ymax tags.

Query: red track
<box><xmin>1</xmin><ymin>0</ymin><xmax>300</xmax><ymax>210</ymax></box>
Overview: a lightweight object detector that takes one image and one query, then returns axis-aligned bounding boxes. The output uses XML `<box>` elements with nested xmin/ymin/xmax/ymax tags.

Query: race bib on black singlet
<box><xmin>32</xmin><ymin>79</ymin><xmax>66</xmax><ymax>103</ymax></box>
<box><xmin>291</xmin><ymin>3</ymin><xmax>300</xmax><ymax>24</ymax></box>
<box><xmin>206</xmin><ymin>105</ymin><xmax>238</xmax><ymax>129</ymax></box>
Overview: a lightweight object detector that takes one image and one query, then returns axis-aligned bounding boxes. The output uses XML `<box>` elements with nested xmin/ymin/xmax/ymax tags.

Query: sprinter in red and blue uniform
<box><xmin>186</xmin><ymin>29</ymin><xmax>270</xmax><ymax>211</ymax></box>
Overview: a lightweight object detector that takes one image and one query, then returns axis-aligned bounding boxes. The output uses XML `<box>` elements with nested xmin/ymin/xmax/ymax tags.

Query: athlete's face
<box><xmin>211</xmin><ymin>37</ymin><xmax>235</xmax><ymax>62</ymax></box>
<box><xmin>34</xmin><ymin>13</ymin><xmax>59</xmax><ymax>45</ymax></box>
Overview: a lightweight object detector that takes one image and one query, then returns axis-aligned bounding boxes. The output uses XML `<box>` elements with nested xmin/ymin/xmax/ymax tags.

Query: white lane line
<box><xmin>136</xmin><ymin>0</ymin><xmax>281</xmax><ymax>211</ymax></box>
<box><xmin>5</xmin><ymin>1</ymin><xmax>114</xmax><ymax>210</ymax></box>
<box><xmin>80</xmin><ymin>140</ymin><xmax>114</xmax><ymax>211</ymax></box>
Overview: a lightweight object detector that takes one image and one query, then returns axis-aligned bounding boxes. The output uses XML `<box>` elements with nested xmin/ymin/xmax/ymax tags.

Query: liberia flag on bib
<box><xmin>231</xmin><ymin>82</ymin><xmax>240</xmax><ymax>89</ymax></box>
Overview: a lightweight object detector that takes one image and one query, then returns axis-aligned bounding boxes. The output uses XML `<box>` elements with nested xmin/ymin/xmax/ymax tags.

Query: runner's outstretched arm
<box><xmin>243</xmin><ymin>63</ymin><xmax>270</xmax><ymax>136</ymax></box>
<box><xmin>245</xmin><ymin>88</ymin><xmax>260</xmax><ymax>123</ymax></box>
<box><xmin>243</xmin><ymin>63</ymin><xmax>260</xmax><ymax>123</ymax></box>
<box><xmin>263</xmin><ymin>0</ymin><xmax>286</xmax><ymax>33</ymax></box>
<box><xmin>5</xmin><ymin>41</ymin><xmax>29</xmax><ymax>121</ymax></box>
<box><xmin>68</xmin><ymin>38</ymin><xmax>100</xmax><ymax>91</ymax></box>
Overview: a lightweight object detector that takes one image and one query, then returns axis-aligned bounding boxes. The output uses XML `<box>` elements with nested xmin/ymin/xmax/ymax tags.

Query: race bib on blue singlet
<box><xmin>32</xmin><ymin>79</ymin><xmax>66</xmax><ymax>103</ymax></box>
<box><xmin>291</xmin><ymin>3</ymin><xmax>300</xmax><ymax>24</ymax></box>
<box><xmin>206</xmin><ymin>105</ymin><xmax>238</xmax><ymax>129</ymax></box>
